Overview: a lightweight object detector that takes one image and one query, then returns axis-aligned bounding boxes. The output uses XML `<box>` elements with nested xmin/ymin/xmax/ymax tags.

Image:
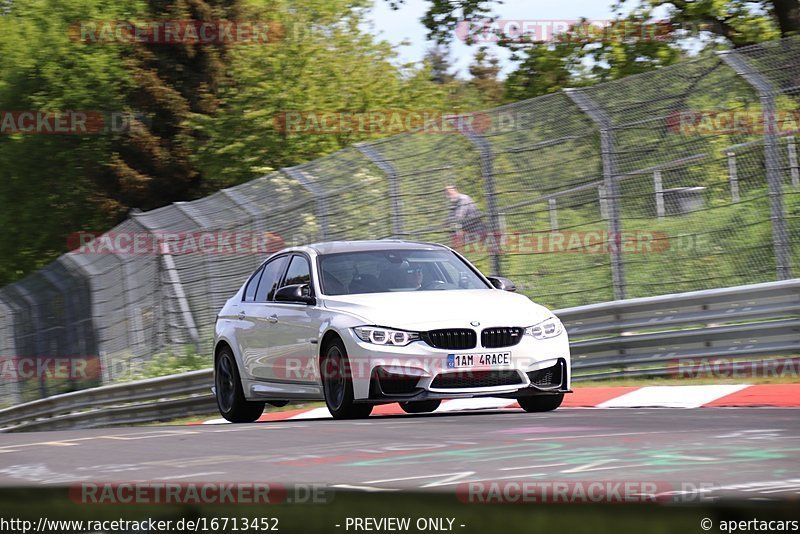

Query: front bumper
<box><xmin>342</xmin><ymin>328</ymin><xmax>571</xmax><ymax>402</ymax></box>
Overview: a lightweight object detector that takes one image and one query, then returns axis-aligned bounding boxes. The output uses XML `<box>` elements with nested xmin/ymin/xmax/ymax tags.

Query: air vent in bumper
<box><xmin>431</xmin><ymin>370</ymin><xmax>522</xmax><ymax>389</ymax></box>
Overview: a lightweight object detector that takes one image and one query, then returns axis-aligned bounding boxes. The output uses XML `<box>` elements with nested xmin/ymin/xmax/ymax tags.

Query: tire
<box><xmin>518</xmin><ymin>393</ymin><xmax>564</xmax><ymax>413</ymax></box>
<box><xmin>321</xmin><ymin>338</ymin><xmax>373</xmax><ymax>420</ymax></box>
<box><xmin>399</xmin><ymin>400</ymin><xmax>441</xmax><ymax>414</ymax></box>
<box><xmin>215</xmin><ymin>347</ymin><xmax>265</xmax><ymax>423</ymax></box>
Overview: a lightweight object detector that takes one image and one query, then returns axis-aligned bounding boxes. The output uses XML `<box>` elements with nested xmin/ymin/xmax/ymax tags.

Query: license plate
<box><xmin>447</xmin><ymin>352</ymin><xmax>511</xmax><ymax>369</ymax></box>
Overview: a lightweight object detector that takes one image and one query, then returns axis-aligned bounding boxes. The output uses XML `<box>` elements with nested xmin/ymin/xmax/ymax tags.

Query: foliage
<box><xmin>410</xmin><ymin>0</ymin><xmax>797</xmax><ymax>100</ymax></box>
<box><xmin>126</xmin><ymin>345</ymin><xmax>209</xmax><ymax>380</ymax></box>
<box><xmin>0</xmin><ymin>0</ymin><xmax>138</xmax><ymax>283</ymax></box>
<box><xmin>0</xmin><ymin>0</ymin><xmax>502</xmax><ymax>286</ymax></box>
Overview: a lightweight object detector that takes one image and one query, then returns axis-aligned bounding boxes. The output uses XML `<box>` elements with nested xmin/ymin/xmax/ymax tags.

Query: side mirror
<box><xmin>487</xmin><ymin>276</ymin><xmax>517</xmax><ymax>292</ymax></box>
<box><xmin>275</xmin><ymin>284</ymin><xmax>316</xmax><ymax>305</ymax></box>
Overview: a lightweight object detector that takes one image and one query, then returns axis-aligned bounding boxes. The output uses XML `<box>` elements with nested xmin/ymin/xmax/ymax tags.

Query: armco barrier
<box><xmin>1</xmin><ymin>280</ymin><xmax>797</xmax><ymax>432</ymax></box>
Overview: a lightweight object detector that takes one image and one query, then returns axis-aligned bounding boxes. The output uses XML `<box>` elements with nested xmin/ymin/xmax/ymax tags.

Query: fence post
<box><xmin>565</xmin><ymin>88</ymin><xmax>626</xmax><ymax>300</ymax></box>
<box><xmin>62</xmin><ymin>252</ymin><xmax>107</xmax><ymax>382</ymax></box>
<box><xmin>0</xmin><ymin>293</ymin><xmax>21</xmax><ymax>405</ymax></box>
<box><xmin>727</xmin><ymin>152</ymin><xmax>740</xmax><ymax>203</ymax></box>
<box><xmin>283</xmin><ymin>167</ymin><xmax>329</xmax><ymax>240</ymax></box>
<box><xmin>719</xmin><ymin>51</ymin><xmax>792</xmax><ymax>280</ymax></box>
<box><xmin>654</xmin><ymin>170</ymin><xmax>665</xmax><ymax>219</ymax></box>
<box><xmin>9</xmin><ymin>284</ymin><xmax>48</xmax><ymax>398</ymax></box>
<box><xmin>131</xmin><ymin>212</ymin><xmax>200</xmax><ymax>353</ymax></box>
<box><xmin>157</xmin><ymin>241</ymin><xmax>201</xmax><ymax>352</ymax></box>
<box><xmin>356</xmin><ymin>143</ymin><xmax>404</xmax><ymax>238</ymax></box>
<box><xmin>454</xmin><ymin>126</ymin><xmax>502</xmax><ymax>275</ymax></box>
<box><xmin>39</xmin><ymin>265</ymin><xmax>79</xmax><ymax>391</ymax></box>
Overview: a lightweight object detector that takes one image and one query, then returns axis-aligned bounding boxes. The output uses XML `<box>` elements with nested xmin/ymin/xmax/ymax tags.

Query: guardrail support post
<box><xmin>565</xmin><ymin>88</ymin><xmax>626</xmax><ymax>300</ymax></box>
<box><xmin>720</xmin><ymin>51</ymin><xmax>792</xmax><ymax>280</ymax></box>
<box><xmin>356</xmin><ymin>143</ymin><xmax>404</xmax><ymax>238</ymax></box>
<box><xmin>454</xmin><ymin>124</ymin><xmax>503</xmax><ymax>276</ymax></box>
<box><xmin>283</xmin><ymin>167</ymin><xmax>329</xmax><ymax>240</ymax></box>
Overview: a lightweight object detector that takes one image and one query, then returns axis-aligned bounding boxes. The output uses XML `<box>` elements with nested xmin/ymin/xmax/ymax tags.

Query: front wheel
<box><xmin>399</xmin><ymin>400</ymin><xmax>441</xmax><ymax>414</ymax></box>
<box><xmin>321</xmin><ymin>338</ymin><xmax>373</xmax><ymax>420</ymax></box>
<box><xmin>518</xmin><ymin>393</ymin><xmax>564</xmax><ymax>413</ymax></box>
<box><xmin>215</xmin><ymin>347</ymin><xmax>265</xmax><ymax>423</ymax></box>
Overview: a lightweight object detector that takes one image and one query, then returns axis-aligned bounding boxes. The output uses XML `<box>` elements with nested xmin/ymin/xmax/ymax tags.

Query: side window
<box><xmin>243</xmin><ymin>265</ymin><xmax>265</xmax><ymax>302</ymax></box>
<box><xmin>283</xmin><ymin>255</ymin><xmax>311</xmax><ymax>288</ymax></box>
<box><xmin>255</xmin><ymin>256</ymin><xmax>288</xmax><ymax>303</ymax></box>
<box><xmin>439</xmin><ymin>261</ymin><xmax>459</xmax><ymax>284</ymax></box>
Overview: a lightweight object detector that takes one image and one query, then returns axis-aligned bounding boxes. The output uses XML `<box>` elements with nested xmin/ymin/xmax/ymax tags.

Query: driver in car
<box><xmin>405</xmin><ymin>264</ymin><xmax>424</xmax><ymax>289</ymax></box>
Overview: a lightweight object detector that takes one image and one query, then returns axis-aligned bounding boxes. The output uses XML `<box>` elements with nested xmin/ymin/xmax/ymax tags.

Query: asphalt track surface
<box><xmin>0</xmin><ymin>408</ymin><xmax>798</xmax><ymax>500</ymax></box>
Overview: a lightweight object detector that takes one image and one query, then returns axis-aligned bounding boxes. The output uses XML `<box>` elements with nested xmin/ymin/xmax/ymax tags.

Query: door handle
<box><xmin>267</xmin><ymin>314</ymin><xmax>278</xmax><ymax>324</ymax></box>
<box><xmin>238</xmin><ymin>311</ymin><xmax>246</xmax><ymax>320</ymax></box>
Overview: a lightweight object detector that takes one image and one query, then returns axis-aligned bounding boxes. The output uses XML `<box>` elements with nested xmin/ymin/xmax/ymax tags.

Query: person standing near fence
<box><xmin>445</xmin><ymin>184</ymin><xmax>487</xmax><ymax>251</ymax></box>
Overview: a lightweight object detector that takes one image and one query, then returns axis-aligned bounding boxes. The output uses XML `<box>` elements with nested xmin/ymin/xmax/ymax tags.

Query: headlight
<box><xmin>525</xmin><ymin>317</ymin><xmax>563</xmax><ymax>340</ymax></box>
<box><xmin>354</xmin><ymin>326</ymin><xmax>420</xmax><ymax>346</ymax></box>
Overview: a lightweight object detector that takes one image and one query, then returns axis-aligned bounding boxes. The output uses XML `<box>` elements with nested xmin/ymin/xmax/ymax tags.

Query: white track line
<box><xmin>597</xmin><ymin>384</ymin><xmax>751</xmax><ymax>409</ymax></box>
<box><xmin>436</xmin><ymin>398</ymin><xmax>517</xmax><ymax>412</ymax></box>
<box><xmin>288</xmin><ymin>407</ymin><xmax>332</xmax><ymax>419</ymax></box>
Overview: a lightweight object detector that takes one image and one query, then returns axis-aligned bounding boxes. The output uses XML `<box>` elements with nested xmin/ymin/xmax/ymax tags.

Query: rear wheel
<box><xmin>399</xmin><ymin>400</ymin><xmax>441</xmax><ymax>414</ymax></box>
<box><xmin>321</xmin><ymin>338</ymin><xmax>373</xmax><ymax>420</ymax></box>
<box><xmin>518</xmin><ymin>393</ymin><xmax>564</xmax><ymax>413</ymax></box>
<box><xmin>215</xmin><ymin>347</ymin><xmax>265</xmax><ymax>423</ymax></box>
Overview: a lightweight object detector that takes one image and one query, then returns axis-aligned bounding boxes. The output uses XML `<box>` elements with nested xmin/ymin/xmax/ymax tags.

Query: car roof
<box><xmin>306</xmin><ymin>240</ymin><xmax>448</xmax><ymax>255</ymax></box>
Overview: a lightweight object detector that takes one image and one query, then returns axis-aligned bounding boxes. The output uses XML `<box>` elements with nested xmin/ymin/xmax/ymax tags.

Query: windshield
<box><xmin>318</xmin><ymin>249</ymin><xmax>491</xmax><ymax>295</ymax></box>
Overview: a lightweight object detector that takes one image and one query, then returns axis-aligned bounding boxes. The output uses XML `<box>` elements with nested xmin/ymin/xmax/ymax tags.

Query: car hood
<box><xmin>322</xmin><ymin>289</ymin><xmax>552</xmax><ymax>330</ymax></box>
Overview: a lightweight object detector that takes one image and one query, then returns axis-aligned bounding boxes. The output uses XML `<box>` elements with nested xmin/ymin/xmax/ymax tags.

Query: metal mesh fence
<box><xmin>1</xmin><ymin>38</ymin><xmax>799</xmax><ymax>404</ymax></box>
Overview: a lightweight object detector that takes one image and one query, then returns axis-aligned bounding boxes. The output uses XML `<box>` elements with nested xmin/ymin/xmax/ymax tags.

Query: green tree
<box><xmin>385</xmin><ymin>0</ymin><xmax>495</xmax><ymax>45</ymax></box>
<box><xmin>0</xmin><ymin>0</ymin><xmax>472</xmax><ymax>285</ymax></box>
<box><xmin>424</xmin><ymin>46</ymin><xmax>457</xmax><ymax>84</ymax></box>
<box><xmin>0</xmin><ymin>0</ymin><xmax>135</xmax><ymax>284</ymax></box>
<box><xmin>409</xmin><ymin>0</ymin><xmax>796</xmax><ymax>99</ymax></box>
<box><xmin>100</xmin><ymin>0</ymin><xmax>238</xmax><ymax>218</ymax></box>
<box><xmin>189</xmin><ymin>0</ymin><xmax>460</xmax><ymax>186</ymax></box>
<box><xmin>650</xmin><ymin>0</ymin><xmax>785</xmax><ymax>46</ymax></box>
<box><xmin>467</xmin><ymin>46</ymin><xmax>504</xmax><ymax>105</ymax></box>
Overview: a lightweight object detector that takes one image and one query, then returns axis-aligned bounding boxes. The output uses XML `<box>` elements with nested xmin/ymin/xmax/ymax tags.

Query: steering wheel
<box><xmin>422</xmin><ymin>280</ymin><xmax>448</xmax><ymax>290</ymax></box>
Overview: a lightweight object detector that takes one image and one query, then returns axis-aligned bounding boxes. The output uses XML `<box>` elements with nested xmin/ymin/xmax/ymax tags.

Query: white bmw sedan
<box><xmin>213</xmin><ymin>240</ymin><xmax>571</xmax><ymax>421</ymax></box>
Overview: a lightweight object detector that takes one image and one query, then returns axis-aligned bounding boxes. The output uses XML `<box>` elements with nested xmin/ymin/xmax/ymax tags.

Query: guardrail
<box><xmin>1</xmin><ymin>280</ymin><xmax>797</xmax><ymax>432</ymax></box>
<box><xmin>560</xmin><ymin>279</ymin><xmax>800</xmax><ymax>379</ymax></box>
<box><xmin>0</xmin><ymin>370</ymin><xmax>215</xmax><ymax>432</ymax></box>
